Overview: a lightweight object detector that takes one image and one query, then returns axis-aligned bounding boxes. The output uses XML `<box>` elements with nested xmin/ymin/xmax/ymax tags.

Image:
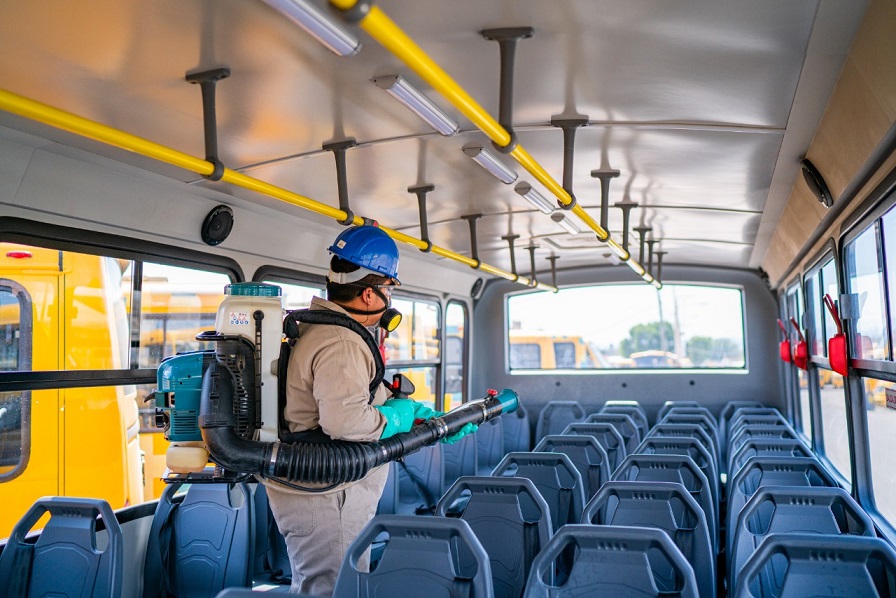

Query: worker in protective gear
<box><xmin>265</xmin><ymin>224</ymin><xmax>474</xmax><ymax>596</ymax></box>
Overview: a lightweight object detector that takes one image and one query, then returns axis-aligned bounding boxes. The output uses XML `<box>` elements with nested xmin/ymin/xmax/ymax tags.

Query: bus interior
<box><xmin>1</xmin><ymin>0</ymin><xmax>896</xmax><ymax>596</ymax></box>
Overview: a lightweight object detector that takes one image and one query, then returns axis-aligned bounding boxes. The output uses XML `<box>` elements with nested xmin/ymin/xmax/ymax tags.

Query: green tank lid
<box><xmin>224</xmin><ymin>282</ymin><xmax>282</xmax><ymax>297</ymax></box>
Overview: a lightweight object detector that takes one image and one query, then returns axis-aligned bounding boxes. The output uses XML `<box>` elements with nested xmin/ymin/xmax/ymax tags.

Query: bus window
<box><xmin>507</xmin><ymin>284</ymin><xmax>744</xmax><ymax>371</ymax></box>
<box><xmin>133</xmin><ymin>263</ymin><xmax>230</xmax><ymax>369</ymax></box>
<box><xmin>384</xmin><ymin>297</ymin><xmax>441</xmax><ymax>409</ymax></box>
<box><xmin>0</xmin><ymin>280</ymin><xmax>31</xmax><ymax>481</ymax></box>
<box><xmin>863</xmin><ymin>376</ymin><xmax>896</xmax><ymax>521</ymax></box>
<box><xmin>818</xmin><ymin>370</ymin><xmax>851</xmax><ymax>483</ymax></box>
<box><xmin>444</xmin><ymin>302</ymin><xmax>466</xmax><ymax>408</ymax></box>
<box><xmin>268</xmin><ymin>281</ymin><xmax>324</xmax><ymax>311</ymax></box>
<box><xmin>845</xmin><ymin>224</ymin><xmax>887</xmax><ymax>361</ymax></box>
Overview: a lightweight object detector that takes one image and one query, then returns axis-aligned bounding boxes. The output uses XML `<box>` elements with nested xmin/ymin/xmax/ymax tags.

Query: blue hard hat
<box><xmin>328</xmin><ymin>225</ymin><xmax>401</xmax><ymax>284</ymax></box>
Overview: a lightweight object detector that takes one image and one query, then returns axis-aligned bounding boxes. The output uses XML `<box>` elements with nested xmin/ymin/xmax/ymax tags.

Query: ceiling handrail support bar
<box><xmin>322</xmin><ymin>138</ymin><xmax>359</xmax><ymax>225</ymax></box>
<box><xmin>615</xmin><ymin>197</ymin><xmax>638</xmax><ymax>254</ymax></box>
<box><xmin>647</xmin><ymin>238</ymin><xmax>657</xmax><ymax>276</ymax></box>
<box><xmin>480</xmin><ymin>27</ymin><xmax>533</xmax><ymax>154</ymax></box>
<box><xmin>634</xmin><ymin>226</ymin><xmax>652</xmax><ymax>266</ymax></box>
<box><xmin>655</xmin><ymin>251</ymin><xmax>666</xmax><ymax>283</ymax></box>
<box><xmin>551</xmin><ymin>117</ymin><xmax>589</xmax><ymax>210</ymax></box>
<box><xmin>591</xmin><ymin>168</ymin><xmax>621</xmax><ymax>232</ymax></box>
<box><xmin>501</xmin><ymin>234</ymin><xmax>520</xmax><ymax>280</ymax></box>
<box><xmin>185</xmin><ymin>67</ymin><xmax>231</xmax><ymax>182</ymax></box>
<box><xmin>461</xmin><ymin>214</ymin><xmax>483</xmax><ymax>269</ymax></box>
<box><xmin>409</xmin><ymin>184</ymin><xmax>435</xmax><ymax>252</ymax></box>
<box><xmin>526</xmin><ymin>244</ymin><xmax>538</xmax><ymax>287</ymax></box>
<box><xmin>547</xmin><ymin>255</ymin><xmax>559</xmax><ymax>289</ymax></box>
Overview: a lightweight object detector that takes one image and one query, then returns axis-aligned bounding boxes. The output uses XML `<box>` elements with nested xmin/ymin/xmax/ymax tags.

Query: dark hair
<box><xmin>326</xmin><ymin>255</ymin><xmax>389</xmax><ymax>303</ymax></box>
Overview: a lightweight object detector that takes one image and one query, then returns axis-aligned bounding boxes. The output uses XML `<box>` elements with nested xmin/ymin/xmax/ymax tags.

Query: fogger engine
<box><xmin>153</xmin><ymin>282</ymin><xmax>283</xmax><ymax>475</ymax></box>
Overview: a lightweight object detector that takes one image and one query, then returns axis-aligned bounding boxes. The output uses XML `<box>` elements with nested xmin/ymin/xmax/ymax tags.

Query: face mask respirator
<box><xmin>340</xmin><ymin>284</ymin><xmax>402</xmax><ymax>332</ymax></box>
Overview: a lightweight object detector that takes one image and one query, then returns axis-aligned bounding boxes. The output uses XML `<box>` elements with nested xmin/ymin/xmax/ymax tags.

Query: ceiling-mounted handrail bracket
<box><xmin>481</xmin><ymin>26</ymin><xmax>534</xmax><ymax>155</ymax></box>
<box><xmin>614</xmin><ymin>197</ymin><xmax>639</xmax><ymax>254</ymax></box>
<box><xmin>408</xmin><ymin>184</ymin><xmax>435</xmax><ymax>252</ymax></box>
<box><xmin>501</xmin><ymin>234</ymin><xmax>520</xmax><ymax>281</ymax></box>
<box><xmin>323</xmin><ymin>138</ymin><xmax>359</xmax><ymax>225</ymax></box>
<box><xmin>185</xmin><ymin>67</ymin><xmax>231</xmax><ymax>182</ymax></box>
<box><xmin>461</xmin><ymin>214</ymin><xmax>484</xmax><ymax>269</ymax></box>
<box><xmin>633</xmin><ymin>225</ymin><xmax>652</xmax><ymax>266</ymax></box>
<box><xmin>590</xmin><ymin>167</ymin><xmax>621</xmax><ymax>232</ymax></box>
<box><xmin>546</xmin><ymin>255</ymin><xmax>559</xmax><ymax>288</ymax></box>
<box><xmin>551</xmin><ymin>117</ymin><xmax>589</xmax><ymax>210</ymax></box>
<box><xmin>526</xmin><ymin>244</ymin><xmax>539</xmax><ymax>286</ymax></box>
<box><xmin>654</xmin><ymin>251</ymin><xmax>667</xmax><ymax>283</ymax></box>
<box><xmin>646</xmin><ymin>238</ymin><xmax>658</xmax><ymax>276</ymax></box>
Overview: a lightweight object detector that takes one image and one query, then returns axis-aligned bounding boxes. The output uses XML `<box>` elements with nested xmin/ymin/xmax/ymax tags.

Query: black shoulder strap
<box><xmin>282</xmin><ymin>309</ymin><xmax>385</xmax><ymax>400</ymax></box>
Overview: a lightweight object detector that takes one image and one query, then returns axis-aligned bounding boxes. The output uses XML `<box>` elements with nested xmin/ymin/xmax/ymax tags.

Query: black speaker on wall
<box><xmin>800</xmin><ymin>158</ymin><xmax>834</xmax><ymax>208</ymax></box>
<box><xmin>201</xmin><ymin>205</ymin><xmax>234</xmax><ymax>246</ymax></box>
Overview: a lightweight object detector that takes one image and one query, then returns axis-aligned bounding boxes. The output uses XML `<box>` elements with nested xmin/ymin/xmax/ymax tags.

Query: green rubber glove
<box><xmin>376</xmin><ymin>399</ymin><xmax>416</xmax><ymax>439</ymax></box>
<box><xmin>441</xmin><ymin>422</ymin><xmax>478</xmax><ymax>445</ymax></box>
<box><xmin>410</xmin><ymin>401</ymin><xmax>442</xmax><ymax>421</ymax></box>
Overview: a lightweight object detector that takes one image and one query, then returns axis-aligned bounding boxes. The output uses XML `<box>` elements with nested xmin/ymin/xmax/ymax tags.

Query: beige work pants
<box><xmin>266</xmin><ymin>465</ymin><xmax>388</xmax><ymax>596</ymax></box>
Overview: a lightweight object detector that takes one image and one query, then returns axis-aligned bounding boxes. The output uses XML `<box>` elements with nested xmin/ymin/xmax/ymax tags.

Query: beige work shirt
<box><xmin>283</xmin><ymin>296</ymin><xmax>388</xmax><ymax>440</ymax></box>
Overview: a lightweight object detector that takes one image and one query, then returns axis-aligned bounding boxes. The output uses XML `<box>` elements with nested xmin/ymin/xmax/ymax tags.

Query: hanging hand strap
<box><xmin>776</xmin><ymin>318</ymin><xmax>789</xmax><ymax>340</ymax></box>
<box><xmin>789</xmin><ymin>317</ymin><xmax>806</xmax><ymax>343</ymax></box>
<box><xmin>823</xmin><ymin>294</ymin><xmax>844</xmax><ymax>335</ymax></box>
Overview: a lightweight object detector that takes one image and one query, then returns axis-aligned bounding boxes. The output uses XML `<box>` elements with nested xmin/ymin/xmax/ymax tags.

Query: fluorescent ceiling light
<box><xmin>463</xmin><ymin>143</ymin><xmax>518</xmax><ymax>184</ymax></box>
<box><xmin>263</xmin><ymin>0</ymin><xmax>361</xmax><ymax>57</ymax></box>
<box><xmin>514</xmin><ymin>182</ymin><xmax>553</xmax><ymax>213</ymax></box>
<box><xmin>551</xmin><ymin>211</ymin><xmax>582</xmax><ymax>235</ymax></box>
<box><xmin>374</xmin><ymin>75</ymin><xmax>459</xmax><ymax>136</ymax></box>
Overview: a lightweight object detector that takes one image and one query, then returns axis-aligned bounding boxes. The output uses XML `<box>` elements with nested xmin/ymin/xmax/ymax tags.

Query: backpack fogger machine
<box><xmin>153</xmin><ymin>282</ymin><xmax>518</xmax><ymax>488</ymax></box>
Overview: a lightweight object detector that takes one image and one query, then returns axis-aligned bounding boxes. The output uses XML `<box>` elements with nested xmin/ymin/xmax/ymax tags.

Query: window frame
<box><xmin>0</xmin><ymin>278</ymin><xmax>33</xmax><ymax>481</ymax></box>
<box><xmin>504</xmin><ymin>282</ymin><xmax>748</xmax><ymax>373</ymax></box>
<box><xmin>444</xmin><ymin>300</ymin><xmax>469</xmax><ymax>406</ymax></box>
<box><xmin>0</xmin><ymin>217</ymin><xmax>243</xmax><ymax>391</ymax></box>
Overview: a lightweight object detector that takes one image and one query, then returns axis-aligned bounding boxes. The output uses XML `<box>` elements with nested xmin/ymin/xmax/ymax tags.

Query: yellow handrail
<box><xmin>0</xmin><ymin>88</ymin><xmax>556</xmax><ymax>292</ymax></box>
<box><xmin>330</xmin><ymin>0</ymin><xmax>661</xmax><ymax>289</ymax></box>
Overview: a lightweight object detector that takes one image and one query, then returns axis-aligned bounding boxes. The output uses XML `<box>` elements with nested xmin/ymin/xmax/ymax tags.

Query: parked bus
<box><xmin>1</xmin><ymin>0</ymin><xmax>895</xmax><ymax>595</ymax></box>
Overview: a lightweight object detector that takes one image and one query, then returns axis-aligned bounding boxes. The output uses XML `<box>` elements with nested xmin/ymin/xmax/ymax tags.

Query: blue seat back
<box><xmin>600</xmin><ymin>404</ymin><xmax>649</xmax><ymax>440</ymax></box>
<box><xmin>612</xmin><ymin>453</ymin><xmax>717</xmax><ymax>552</ymax></box>
<box><xmin>335</xmin><ymin>515</ymin><xmax>494</xmax><ymax>598</ymax></box>
<box><xmin>444</xmin><ymin>432</ymin><xmax>479</xmax><ymax>489</ymax></box>
<box><xmin>534</xmin><ymin>434</ymin><xmax>610</xmax><ymax>500</ymax></box>
<box><xmin>436</xmin><ymin>476</ymin><xmax>552</xmax><ymax>598</ymax></box>
<box><xmin>583</xmin><ymin>481</ymin><xmax>714</xmax><ymax>598</ymax></box>
<box><xmin>523</xmin><ymin>525</ymin><xmax>699</xmax><ymax>598</ymax></box>
<box><xmin>647</xmin><ymin>423</ymin><xmax>716</xmax><ymax>470</ymax></box>
<box><xmin>0</xmin><ymin>497</ymin><xmax>122</xmax><ymax>598</ymax></box>
<box><xmin>729</xmin><ymin>486</ymin><xmax>875</xmax><ymax>592</ymax></box>
<box><xmin>728</xmin><ymin>425</ymin><xmax>799</xmax><ymax>466</ymax></box>
<box><xmin>657</xmin><ymin>400</ymin><xmax>702</xmax><ymax>423</ymax></box>
<box><xmin>144</xmin><ymin>482</ymin><xmax>253</xmax><ymax>598</ymax></box>
<box><xmin>493</xmin><ymin>451</ymin><xmax>585</xmax><ymax>533</ymax></box>
<box><xmin>635</xmin><ymin>436</ymin><xmax>719</xmax><ymax>510</ymax></box>
<box><xmin>719</xmin><ymin>401</ymin><xmax>765</xmax><ymax>460</ymax></box>
<box><xmin>658</xmin><ymin>412</ymin><xmax>721</xmax><ymax>465</ymax></box>
<box><xmin>728</xmin><ymin>438</ymin><xmax>812</xmax><ymax>480</ymax></box>
<box><xmin>563</xmin><ymin>422</ymin><xmax>626</xmax><ymax>472</ymax></box>
<box><xmin>734</xmin><ymin>534</ymin><xmax>896</xmax><ymax>598</ymax></box>
<box><xmin>729</xmin><ymin>412</ymin><xmax>789</xmax><ymax>439</ymax></box>
<box><xmin>397</xmin><ymin>443</ymin><xmax>444</xmax><ymax>514</ymax></box>
<box><xmin>583</xmin><ymin>412</ymin><xmax>641</xmax><ymax>454</ymax></box>
<box><xmin>726</xmin><ymin>456</ymin><xmax>836</xmax><ymax>558</ymax></box>
<box><xmin>503</xmin><ymin>402</ymin><xmax>532</xmax><ymax>453</ymax></box>
<box><xmin>476</xmin><ymin>417</ymin><xmax>505</xmax><ymax>475</ymax></box>
<box><xmin>535</xmin><ymin>401</ymin><xmax>585</xmax><ymax>441</ymax></box>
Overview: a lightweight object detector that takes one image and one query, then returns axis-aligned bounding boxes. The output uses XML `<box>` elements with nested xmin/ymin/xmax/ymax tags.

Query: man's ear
<box><xmin>361</xmin><ymin>286</ymin><xmax>375</xmax><ymax>305</ymax></box>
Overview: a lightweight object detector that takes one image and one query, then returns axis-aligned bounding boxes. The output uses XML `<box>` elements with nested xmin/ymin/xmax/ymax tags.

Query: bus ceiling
<box><xmin>0</xmin><ymin>1</ymin><xmax>882</xmax><ymax>292</ymax></box>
